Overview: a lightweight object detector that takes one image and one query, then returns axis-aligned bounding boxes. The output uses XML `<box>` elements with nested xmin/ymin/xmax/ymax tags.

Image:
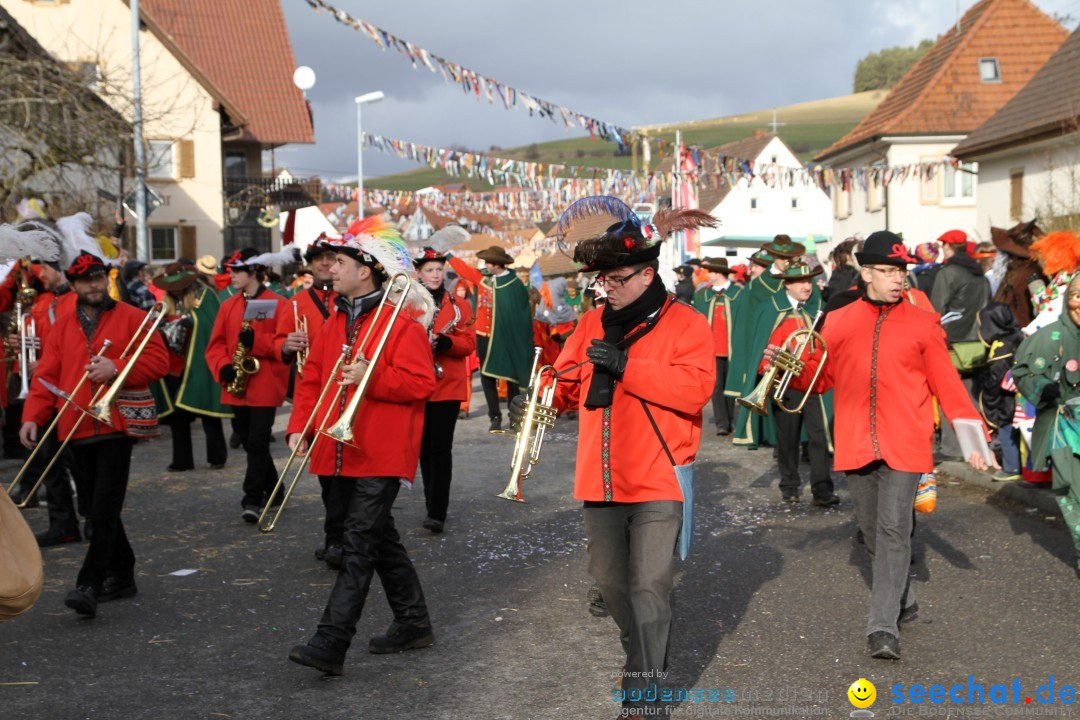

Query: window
<box><xmin>150</xmin><ymin>227</ymin><xmax>177</xmax><ymax>261</ymax></box>
<box><xmin>770</xmin><ymin>155</ymin><xmax>778</xmax><ymax>164</ymax></box>
<box><xmin>224</xmin><ymin>151</ymin><xmax>247</xmax><ymax>178</ymax></box>
<box><xmin>791</xmin><ymin>196</ymin><xmax>800</xmax><ymax>210</ymax></box>
<box><xmin>750</xmin><ymin>197</ymin><xmax>759</xmax><ymax>211</ymax></box>
<box><xmin>942</xmin><ymin>161</ymin><xmax>977</xmax><ymax>204</ymax></box>
<box><xmin>1010</xmin><ymin>169</ymin><xmax>1024</xmax><ymax>219</ymax></box>
<box><xmin>147</xmin><ymin>140</ymin><xmax>175</xmax><ymax>179</ymax></box>
<box><xmin>979</xmin><ymin>58</ymin><xmax>1001</xmax><ymax>83</ymax></box>
<box><xmin>867</xmin><ymin>175</ymin><xmax>883</xmax><ymax>212</ymax></box>
<box><xmin>725</xmin><ymin>249</ymin><xmax>738</xmax><ymax>257</ymax></box>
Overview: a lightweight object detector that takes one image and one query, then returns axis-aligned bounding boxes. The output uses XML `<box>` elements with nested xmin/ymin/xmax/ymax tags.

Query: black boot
<box><xmin>868</xmin><ymin>631</ymin><xmax>900</xmax><ymax>659</ymax></box>
<box><xmin>36</xmin><ymin>525</ymin><xmax>81</xmax><ymax>547</ymax></box>
<box><xmin>488</xmin><ymin>415</ymin><xmax>502</xmax><ymax>432</ymax></box>
<box><xmin>368</xmin><ymin>622</ymin><xmax>434</xmax><ymax>654</ymax></box>
<box><xmin>289</xmin><ymin>634</ymin><xmax>347</xmax><ymax>675</ymax></box>
<box><xmin>99</xmin><ymin>576</ymin><xmax>138</xmax><ymax>602</ymax></box>
<box><xmin>64</xmin><ymin>586</ymin><xmax>98</xmax><ymax>618</ymax></box>
<box><xmin>323</xmin><ymin>543</ymin><xmax>344</xmax><ymax>570</ymax></box>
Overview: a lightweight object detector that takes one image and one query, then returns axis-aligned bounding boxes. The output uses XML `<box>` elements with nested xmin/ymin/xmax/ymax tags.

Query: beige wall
<box><xmin>972</xmin><ymin>136</ymin><xmax>1080</xmax><ymax>233</ymax></box>
<box><xmin>6</xmin><ymin>0</ymin><xmax>225</xmax><ymax>262</ymax></box>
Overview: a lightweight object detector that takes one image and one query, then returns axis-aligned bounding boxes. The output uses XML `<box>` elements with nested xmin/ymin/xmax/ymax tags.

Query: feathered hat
<box><xmin>0</xmin><ymin>220</ymin><xmax>63</xmax><ymax>264</ymax></box>
<box><xmin>223</xmin><ymin>246</ymin><xmax>299</xmax><ymax>271</ymax></box>
<box><xmin>425</xmin><ymin>224</ymin><xmax>470</xmax><ymax>254</ymax></box>
<box><xmin>555</xmin><ymin>196</ymin><xmax>718</xmax><ymax>272</ymax></box>
<box><xmin>336</xmin><ymin>214</ymin><xmax>434</xmax><ymax>327</ymax></box>
<box><xmin>304</xmin><ymin>232</ymin><xmax>341</xmax><ymax>263</ymax></box>
<box><xmin>56</xmin><ymin>213</ymin><xmax>106</xmax><ymax>270</ymax></box>
<box><xmin>1030</xmin><ymin>231</ymin><xmax>1080</xmax><ymax>277</ymax></box>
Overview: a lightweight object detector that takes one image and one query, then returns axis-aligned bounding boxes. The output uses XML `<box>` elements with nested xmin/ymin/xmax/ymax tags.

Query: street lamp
<box><xmin>355</xmin><ymin>91</ymin><xmax>385</xmax><ymax>216</ymax></box>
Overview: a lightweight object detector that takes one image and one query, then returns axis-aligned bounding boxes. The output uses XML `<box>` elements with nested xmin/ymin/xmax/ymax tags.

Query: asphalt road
<box><xmin>2</xmin><ymin>388</ymin><xmax>1077</xmax><ymax>720</ymax></box>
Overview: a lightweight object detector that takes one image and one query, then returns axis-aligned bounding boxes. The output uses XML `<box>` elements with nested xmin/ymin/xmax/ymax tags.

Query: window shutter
<box><xmin>1009</xmin><ymin>170</ymin><xmax>1024</xmax><ymax>220</ymax></box>
<box><xmin>178</xmin><ymin>140</ymin><xmax>195</xmax><ymax>179</ymax></box>
<box><xmin>180</xmin><ymin>225</ymin><xmax>197</xmax><ymax>259</ymax></box>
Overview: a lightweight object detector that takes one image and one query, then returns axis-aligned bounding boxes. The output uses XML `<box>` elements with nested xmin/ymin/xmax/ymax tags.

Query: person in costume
<box><xmin>784</xmin><ymin>231</ymin><xmax>993</xmax><ymax>660</ymax></box>
<box><xmin>673</xmin><ymin>264</ymin><xmax>695</xmax><ymax>304</ymax></box>
<box><xmin>20</xmin><ymin>251</ymin><xmax>169</xmax><ymax>619</ymax></box>
<box><xmin>1012</xmin><ymin>273</ymin><xmax>1080</xmax><ymax>576</ymax></box>
<box><xmin>692</xmin><ymin>258</ymin><xmax>742</xmax><ymax>435</ymax></box>
<box><xmin>988</xmin><ymin>221</ymin><xmax>1044</xmax><ymax>329</ymax></box>
<box><xmin>206</xmin><ymin>248</ymin><xmax>293</xmax><ymax>523</ymax></box>
<box><xmin>447</xmin><ymin>246</ymin><xmax>532</xmax><ymax>431</ymax></box>
<box><xmin>1025</xmin><ymin>230</ymin><xmax>1080</xmax><ymax>334</ymax></box>
<box><xmin>931</xmin><ymin>229</ymin><xmax>991</xmax><ymax>344</ymax></box>
<box><xmin>287</xmin><ymin>215</ymin><xmax>436</xmax><ymax>676</ymax></box>
<box><xmin>972</xmin><ymin>302</ymin><xmax>1023</xmax><ymax>482</ymax></box>
<box><xmin>152</xmin><ymin>263</ymin><xmax>231</xmax><ymax>472</ymax></box>
<box><xmin>413</xmin><ymin>247</ymin><xmax>475</xmax><ymax>534</ymax></box>
<box><xmin>510</xmin><ymin>196</ymin><xmax>716</xmax><ymax>713</ymax></box>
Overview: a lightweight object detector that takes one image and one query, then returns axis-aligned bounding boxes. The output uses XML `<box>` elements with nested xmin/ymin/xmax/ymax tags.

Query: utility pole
<box><xmin>131</xmin><ymin>0</ymin><xmax>148</xmax><ymax>261</ymax></box>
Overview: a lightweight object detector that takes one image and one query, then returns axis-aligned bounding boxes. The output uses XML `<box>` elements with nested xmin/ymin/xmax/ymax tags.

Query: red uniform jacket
<box><xmin>273</xmin><ymin>285</ymin><xmax>337</xmax><ymax>366</ymax></box>
<box><xmin>756</xmin><ymin>312</ymin><xmax>818</xmax><ymax>375</ymax></box>
<box><xmin>792</xmin><ymin>298</ymin><xmax>981</xmax><ymax>473</ymax></box>
<box><xmin>206</xmin><ymin>289</ymin><xmax>290</xmax><ymax>407</ymax></box>
<box><xmin>23</xmin><ymin>301</ymin><xmax>169</xmax><ymax>441</ymax></box>
<box><xmin>287</xmin><ymin>304</ymin><xmax>435</xmax><ymax>480</ymax></box>
<box><xmin>552</xmin><ymin>298</ymin><xmax>714</xmax><ymax>503</ymax></box>
<box><xmin>447</xmin><ymin>257</ymin><xmax>492</xmax><ymax>336</ymax></box>
<box><xmin>429</xmin><ymin>292</ymin><xmax>476</xmax><ymax>403</ymax></box>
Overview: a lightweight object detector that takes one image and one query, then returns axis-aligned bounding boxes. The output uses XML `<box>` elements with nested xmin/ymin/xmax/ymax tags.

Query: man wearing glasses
<box><xmin>780</xmin><ymin>230</ymin><xmax>994</xmax><ymax>660</ymax></box>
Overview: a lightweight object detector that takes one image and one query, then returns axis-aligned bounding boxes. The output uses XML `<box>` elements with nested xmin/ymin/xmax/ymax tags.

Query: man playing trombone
<box><xmin>287</xmin><ymin>216</ymin><xmax>436</xmax><ymax>676</ymax></box>
<box><xmin>19</xmin><ymin>251</ymin><xmax>169</xmax><ymax>618</ymax></box>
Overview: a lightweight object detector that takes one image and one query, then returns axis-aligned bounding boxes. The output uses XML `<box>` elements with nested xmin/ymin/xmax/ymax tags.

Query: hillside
<box><xmin>368</xmin><ymin>90</ymin><xmax>886</xmax><ymax>192</ymax></box>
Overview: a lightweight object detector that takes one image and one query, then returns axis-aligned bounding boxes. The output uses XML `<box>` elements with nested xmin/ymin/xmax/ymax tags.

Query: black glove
<box><xmin>586</xmin><ymin>339</ymin><xmax>626</xmax><ymax>378</ymax></box>
<box><xmin>238</xmin><ymin>327</ymin><xmax>255</xmax><ymax>348</ymax></box>
<box><xmin>219</xmin><ymin>365</ymin><xmax>237</xmax><ymax>385</ymax></box>
<box><xmin>550</xmin><ymin>332</ymin><xmax>564</xmax><ymax>344</ymax></box>
<box><xmin>433</xmin><ymin>334</ymin><xmax>453</xmax><ymax>353</ymax></box>
<box><xmin>508</xmin><ymin>392</ymin><xmax>528</xmax><ymax>428</ymax></box>
<box><xmin>1041</xmin><ymin>382</ymin><xmax>1062</xmax><ymax>405</ymax></box>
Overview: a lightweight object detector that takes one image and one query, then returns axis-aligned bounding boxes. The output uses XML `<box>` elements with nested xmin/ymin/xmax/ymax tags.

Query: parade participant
<box><xmin>1013</xmin><ymin>273</ymin><xmax>1080</xmax><ymax>575</ymax></box>
<box><xmin>931</xmin><ymin>229</ymin><xmax>991</xmax><ymax>343</ymax></box>
<box><xmin>1025</xmin><ymin>230</ymin><xmax>1080</xmax><ymax>333</ymax></box>
<box><xmin>972</xmin><ymin>303</ymin><xmax>1023</xmax><ymax>482</ymax></box>
<box><xmin>206</xmin><ymin>248</ymin><xmax>292</xmax><ymax>523</ymax></box>
<box><xmin>825</xmin><ymin>238</ymin><xmax>860</xmax><ymax>301</ymax></box>
<box><xmin>536</xmin><ymin>274</ymin><xmax>578</xmax><ymax>345</ymax></box>
<box><xmin>447</xmin><ymin>246</ymin><xmax>532</xmax><ymax>431</ymax></box>
<box><xmin>414</xmin><ymin>247</ymin><xmax>475</xmax><ymax>533</ymax></box>
<box><xmin>288</xmin><ymin>215</ymin><xmax>436</xmax><ymax>676</ymax></box>
<box><xmin>20</xmin><ymin>251</ymin><xmax>169</xmax><ymax>618</ymax></box>
<box><xmin>747</xmin><ymin>249</ymin><xmax>773</xmax><ymax>281</ymax></box>
<box><xmin>673</xmin><ymin>264</ymin><xmax>695</xmax><ymax>304</ymax></box>
<box><xmin>783</xmin><ymin>231</ymin><xmax>992</xmax><ymax>659</ymax></box>
<box><xmin>152</xmin><ymin>263</ymin><xmax>230</xmax><ymax>472</ymax></box>
<box><xmin>692</xmin><ymin>258</ymin><xmax>741</xmax><ymax>435</ymax></box>
<box><xmin>512</xmin><ymin>196</ymin><xmax>715</xmax><ymax>713</ymax></box>
<box><xmin>124</xmin><ymin>260</ymin><xmax>156</xmax><ymax>311</ymax></box>
<box><xmin>988</xmin><ymin>221</ymin><xmax>1044</xmax><ymax>328</ymax></box>
<box><xmin>747</xmin><ymin>235</ymin><xmax>805</xmax><ymax>307</ymax></box>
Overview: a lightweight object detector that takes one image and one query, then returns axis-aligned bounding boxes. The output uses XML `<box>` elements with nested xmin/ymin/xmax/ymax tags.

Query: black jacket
<box><xmin>972</xmin><ymin>302</ymin><xmax>1021</xmax><ymax>429</ymax></box>
<box><xmin>931</xmin><ymin>252</ymin><xmax>991</xmax><ymax>343</ymax></box>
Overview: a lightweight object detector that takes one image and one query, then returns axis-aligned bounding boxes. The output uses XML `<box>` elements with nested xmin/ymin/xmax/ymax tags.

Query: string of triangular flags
<box><xmin>304</xmin><ymin>0</ymin><xmax>632</xmax><ymax>146</ymax></box>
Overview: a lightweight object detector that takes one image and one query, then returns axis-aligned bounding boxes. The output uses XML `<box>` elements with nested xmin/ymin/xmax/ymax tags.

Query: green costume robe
<box><xmin>153</xmin><ymin>286</ymin><xmax>233</xmax><ymax>419</ymax></box>
<box><xmin>482</xmin><ymin>272</ymin><xmax>534</xmax><ymax>387</ymax></box>
<box><xmin>1012</xmin><ymin>307</ymin><xmax>1080</xmax><ymax>559</ymax></box>
<box><xmin>692</xmin><ymin>283</ymin><xmax>745</xmax><ymax>360</ymax></box>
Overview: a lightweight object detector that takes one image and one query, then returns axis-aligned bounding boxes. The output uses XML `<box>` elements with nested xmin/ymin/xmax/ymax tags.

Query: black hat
<box><xmin>761</xmin><ymin>234</ymin><xmax>805</xmax><ymax>259</ymax></box>
<box><xmin>413</xmin><ymin>246</ymin><xmax>448</xmax><ymax>268</ymax></box>
<box><xmin>123</xmin><ymin>259</ymin><xmax>147</xmax><ymax>280</ymax></box>
<box><xmin>687</xmin><ymin>258</ymin><xmax>703</xmax><ymax>267</ymax></box>
<box><xmin>304</xmin><ymin>233</ymin><xmax>339</xmax><ymax>264</ymax></box>
<box><xmin>65</xmin><ymin>251</ymin><xmax>108</xmax><ymax>281</ymax></box>
<box><xmin>675</xmin><ymin>264</ymin><xmax>694</xmax><ymax>276</ymax></box>
<box><xmin>855</xmin><ymin>231</ymin><xmax>918</xmax><ymax>267</ymax></box>
<box><xmin>223</xmin><ymin>248</ymin><xmax>260</xmax><ymax>270</ymax></box>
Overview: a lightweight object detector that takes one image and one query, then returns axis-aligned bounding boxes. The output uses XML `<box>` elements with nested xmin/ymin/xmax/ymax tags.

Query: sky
<box><xmin>275</xmin><ymin>0</ymin><xmax>1080</xmax><ymax>183</ymax></box>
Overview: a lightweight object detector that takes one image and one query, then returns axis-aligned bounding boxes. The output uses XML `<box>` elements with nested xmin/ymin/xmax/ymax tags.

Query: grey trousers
<box><xmin>939</xmin><ymin>378</ymin><xmax>975</xmax><ymax>457</ymax></box>
<box><xmin>847</xmin><ymin>462</ymin><xmax>919</xmax><ymax>637</ymax></box>
<box><xmin>583</xmin><ymin>501</ymin><xmax>682</xmax><ymax>693</ymax></box>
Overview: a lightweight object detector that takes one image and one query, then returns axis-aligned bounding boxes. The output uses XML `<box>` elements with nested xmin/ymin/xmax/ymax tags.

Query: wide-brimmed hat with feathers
<box><xmin>332</xmin><ymin>214</ymin><xmax>434</xmax><ymax>327</ymax></box>
<box><xmin>0</xmin><ymin>211</ymin><xmax>105</xmax><ymax>271</ymax></box>
<box><xmin>555</xmin><ymin>196</ymin><xmax>718</xmax><ymax>272</ymax></box>
<box><xmin>223</xmin><ymin>246</ymin><xmax>299</xmax><ymax>270</ymax></box>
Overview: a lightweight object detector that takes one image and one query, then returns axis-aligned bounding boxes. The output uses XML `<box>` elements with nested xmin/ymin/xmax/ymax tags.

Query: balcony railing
<box><xmin>224</xmin><ymin>175</ymin><xmax>321</xmax><ymax>210</ymax></box>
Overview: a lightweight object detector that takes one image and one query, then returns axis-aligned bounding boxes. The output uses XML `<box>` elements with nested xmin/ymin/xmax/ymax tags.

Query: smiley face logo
<box><xmin>848</xmin><ymin>678</ymin><xmax>876</xmax><ymax>709</ymax></box>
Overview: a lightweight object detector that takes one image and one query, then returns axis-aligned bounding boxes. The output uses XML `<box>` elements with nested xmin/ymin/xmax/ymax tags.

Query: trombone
<box><xmin>258</xmin><ymin>273</ymin><xmax>411</xmax><ymax>532</ymax></box>
<box><xmin>496</xmin><ymin>347</ymin><xmax>557</xmax><ymax>503</ymax></box>
<box><xmin>736</xmin><ymin>310</ymin><xmax>828</xmax><ymax>417</ymax></box>
<box><xmin>292</xmin><ymin>300</ymin><xmax>308</xmax><ymax>376</ymax></box>
<box><xmin>6</xmin><ymin>303</ymin><xmax>166</xmax><ymax>507</ymax></box>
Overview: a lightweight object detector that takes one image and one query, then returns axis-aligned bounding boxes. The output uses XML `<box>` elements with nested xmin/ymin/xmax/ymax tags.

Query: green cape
<box><xmin>153</xmin><ymin>286</ymin><xmax>233</xmax><ymax>419</ymax></box>
<box><xmin>481</xmin><ymin>273</ymin><xmax>534</xmax><ymax>386</ymax></box>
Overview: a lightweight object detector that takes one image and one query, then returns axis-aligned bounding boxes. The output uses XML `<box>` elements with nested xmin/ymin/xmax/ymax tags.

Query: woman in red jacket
<box><xmin>413</xmin><ymin>247</ymin><xmax>476</xmax><ymax>533</ymax></box>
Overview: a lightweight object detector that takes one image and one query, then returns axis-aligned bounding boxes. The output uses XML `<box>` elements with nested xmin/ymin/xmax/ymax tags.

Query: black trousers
<box><xmin>232</xmin><ymin>406</ymin><xmax>278</xmax><ymax>508</ymax></box>
<box><xmin>317</xmin><ymin>476</ymin><xmax>431</xmax><ymax>650</ymax></box>
<box><xmin>420</xmin><ymin>400</ymin><xmax>461</xmax><ymax>522</ymax></box>
<box><xmin>772</xmin><ymin>388</ymin><xmax>832</xmax><ymax>498</ymax></box>
<box><xmin>168</xmin><ymin>410</ymin><xmax>227</xmax><ymax>469</ymax></box>
<box><xmin>711</xmin><ymin>356</ymin><xmax>734</xmax><ymax>431</ymax></box>
<box><xmin>70</xmin><ymin>436</ymin><xmax>135</xmax><ymax>591</ymax></box>
<box><xmin>28</xmin><ymin>414</ymin><xmax>79</xmax><ymax>531</ymax></box>
<box><xmin>319</xmin><ymin>475</ymin><xmax>353</xmax><ymax>549</ymax></box>
<box><xmin>476</xmin><ymin>335</ymin><xmax>519</xmax><ymax>420</ymax></box>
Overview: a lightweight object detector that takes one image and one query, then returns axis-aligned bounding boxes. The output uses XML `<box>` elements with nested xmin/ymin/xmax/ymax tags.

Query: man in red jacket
<box><xmin>288</xmin><ymin>215</ymin><xmax>436</xmax><ymax>676</ymax></box>
<box><xmin>783</xmin><ymin>231</ymin><xmax>994</xmax><ymax>660</ymax></box>
<box><xmin>511</xmin><ymin>197</ymin><xmax>716</xmax><ymax>714</ymax></box>
<box><xmin>20</xmin><ymin>251</ymin><xmax>169</xmax><ymax>618</ymax></box>
<box><xmin>414</xmin><ymin>247</ymin><xmax>476</xmax><ymax>533</ymax></box>
<box><xmin>206</xmin><ymin>248</ymin><xmax>291</xmax><ymax>523</ymax></box>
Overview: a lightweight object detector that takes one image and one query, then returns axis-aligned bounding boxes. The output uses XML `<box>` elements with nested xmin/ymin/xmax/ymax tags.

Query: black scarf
<box><xmin>427</xmin><ymin>285</ymin><xmax>446</xmax><ymax>307</ymax></box>
<box><xmin>585</xmin><ymin>276</ymin><xmax>669</xmax><ymax>409</ymax></box>
<box><xmin>860</xmin><ymin>288</ymin><xmax>903</xmax><ymax>308</ymax></box>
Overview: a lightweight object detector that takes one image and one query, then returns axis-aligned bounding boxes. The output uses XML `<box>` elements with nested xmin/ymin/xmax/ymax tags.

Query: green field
<box><xmin>367</xmin><ymin>91</ymin><xmax>886</xmax><ymax>192</ymax></box>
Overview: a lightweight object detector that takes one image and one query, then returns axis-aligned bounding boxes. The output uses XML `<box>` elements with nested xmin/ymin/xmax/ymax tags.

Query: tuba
<box><xmin>497</xmin><ymin>347</ymin><xmax>557</xmax><ymax>502</ymax></box>
<box><xmin>737</xmin><ymin>310</ymin><xmax>827</xmax><ymax>417</ymax></box>
<box><xmin>225</xmin><ymin>295</ymin><xmax>261</xmax><ymax>397</ymax></box>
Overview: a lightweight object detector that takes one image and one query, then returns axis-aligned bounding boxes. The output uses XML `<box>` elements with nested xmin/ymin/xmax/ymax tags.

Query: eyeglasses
<box><xmin>593</xmin><ymin>268</ymin><xmax>643</xmax><ymax>289</ymax></box>
<box><xmin>867</xmin><ymin>265</ymin><xmax>905</xmax><ymax>278</ymax></box>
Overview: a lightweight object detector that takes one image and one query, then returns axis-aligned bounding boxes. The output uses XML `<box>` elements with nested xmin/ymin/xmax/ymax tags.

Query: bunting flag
<box><xmin>304</xmin><ymin>0</ymin><xmax>632</xmax><ymax>146</ymax></box>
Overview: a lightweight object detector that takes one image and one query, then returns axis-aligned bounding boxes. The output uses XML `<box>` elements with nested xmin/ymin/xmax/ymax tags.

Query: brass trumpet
<box><xmin>497</xmin><ymin>347</ymin><xmax>557</xmax><ymax>502</ymax></box>
<box><xmin>736</xmin><ymin>311</ymin><xmax>827</xmax><ymax>417</ymax></box>
<box><xmin>15</xmin><ymin>301</ymin><xmax>37</xmax><ymax>401</ymax></box>
<box><xmin>258</xmin><ymin>273</ymin><xmax>411</xmax><ymax>532</ymax></box>
<box><xmin>292</xmin><ymin>300</ymin><xmax>308</xmax><ymax>376</ymax></box>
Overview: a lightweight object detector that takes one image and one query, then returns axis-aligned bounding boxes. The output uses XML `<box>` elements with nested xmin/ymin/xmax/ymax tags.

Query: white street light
<box><xmin>355</xmin><ymin>91</ymin><xmax>385</xmax><ymax>214</ymax></box>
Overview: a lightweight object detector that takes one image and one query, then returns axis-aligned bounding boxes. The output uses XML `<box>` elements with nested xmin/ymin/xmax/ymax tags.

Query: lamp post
<box><xmin>355</xmin><ymin>91</ymin><xmax>385</xmax><ymax>218</ymax></box>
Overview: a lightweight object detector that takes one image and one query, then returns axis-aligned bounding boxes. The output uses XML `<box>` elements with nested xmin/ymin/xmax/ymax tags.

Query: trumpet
<box><xmin>258</xmin><ymin>273</ymin><xmax>411</xmax><ymax>532</ymax></box>
<box><xmin>430</xmin><ymin>300</ymin><xmax>461</xmax><ymax>379</ymax></box>
<box><xmin>15</xmin><ymin>301</ymin><xmax>38</xmax><ymax>400</ymax></box>
<box><xmin>736</xmin><ymin>311</ymin><xmax>828</xmax><ymax>417</ymax></box>
<box><xmin>293</xmin><ymin>300</ymin><xmax>308</xmax><ymax>376</ymax></box>
<box><xmin>497</xmin><ymin>347</ymin><xmax>557</xmax><ymax>502</ymax></box>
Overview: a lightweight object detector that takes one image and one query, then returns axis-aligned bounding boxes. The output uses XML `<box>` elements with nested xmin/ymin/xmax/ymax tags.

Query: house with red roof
<box><xmin>815</xmin><ymin>0</ymin><xmax>1067</xmax><ymax>243</ymax></box>
<box><xmin>5</xmin><ymin>0</ymin><xmax>314</xmax><ymax>262</ymax></box>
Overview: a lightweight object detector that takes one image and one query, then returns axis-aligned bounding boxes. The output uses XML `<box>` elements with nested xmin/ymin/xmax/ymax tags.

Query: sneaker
<box><xmin>422</xmin><ymin>517</ymin><xmax>445</xmax><ymax>534</ymax></box>
<box><xmin>992</xmin><ymin>471</ymin><xmax>1021</xmax><ymax>482</ymax></box>
<box><xmin>64</xmin><ymin>586</ymin><xmax>98</xmax><ymax>618</ymax></box>
<box><xmin>99</xmin><ymin>576</ymin><xmax>138</xmax><ymax>603</ymax></box>
<box><xmin>35</xmin><ymin>525</ymin><xmax>81</xmax><ymax>547</ymax></box>
<box><xmin>868</xmin><ymin>631</ymin><xmax>900</xmax><ymax>660</ymax></box>
<box><xmin>289</xmin><ymin>636</ymin><xmax>346</xmax><ymax>675</ymax></box>
<box><xmin>368</xmin><ymin>622</ymin><xmax>435</xmax><ymax>654</ymax></box>
<box><xmin>241</xmin><ymin>506</ymin><xmax>260</xmax><ymax>524</ymax></box>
